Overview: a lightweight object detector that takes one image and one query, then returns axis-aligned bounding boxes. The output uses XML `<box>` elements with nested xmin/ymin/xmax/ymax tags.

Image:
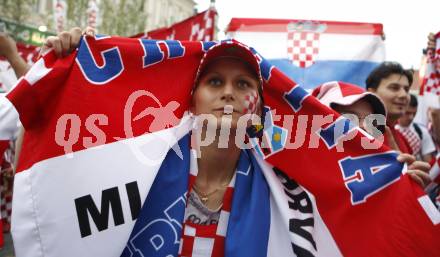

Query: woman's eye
<box><xmin>208</xmin><ymin>78</ymin><xmax>222</xmax><ymax>86</ymax></box>
<box><xmin>237</xmin><ymin>80</ymin><xmax>250</xmax><ymax>89</ymax></box>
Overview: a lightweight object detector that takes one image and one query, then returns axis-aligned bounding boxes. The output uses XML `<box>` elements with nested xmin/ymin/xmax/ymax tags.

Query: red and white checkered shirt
<box><xmin>179</xmin><ymin>168</ymin><xmax>235</xmax><ymax>257</ymax></box>
<box><xmin>397</xmin><ymin>125</ymin><xmax>421</xmax><ymax>156</ymax></box>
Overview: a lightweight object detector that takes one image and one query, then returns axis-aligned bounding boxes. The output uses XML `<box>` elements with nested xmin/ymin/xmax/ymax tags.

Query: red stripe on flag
<box><xmin>226</xmin><ymin>18</ymin><xmax>384</xmax><ymax>35</ymax></box>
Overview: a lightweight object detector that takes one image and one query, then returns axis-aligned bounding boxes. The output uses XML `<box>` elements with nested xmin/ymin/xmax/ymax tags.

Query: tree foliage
<box><xmin>65</xmin><ymin>0</ymin><xmax>89</xmax><ymax>30</ymax></box>
<box><xmin>0</xmin><ymin>0</ymin><xmax>147</xmax><ymax>36</ymax></box>
<box><xmin>100</xmin><ymin>0</ymin><xmax>147</xmax><ymax>36</ymax></box>
<box><xmin>0</xmin><ymin>0</ymin><xmax>37</xmax><ymax>23</ymax></box>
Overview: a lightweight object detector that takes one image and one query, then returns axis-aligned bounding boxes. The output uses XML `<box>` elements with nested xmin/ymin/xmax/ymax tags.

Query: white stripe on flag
<box><xmin>418</xmin><ymin>195</ymin><xmax>440</xmax><ymax>225</ymax></box>
<box><xmin>227</xmin><ymin>31</ymin><xmax>384</xmax><ymax>62</ymax></box>
<box><xmin>24</xmin><ymin>58</ymin><xmax>53</xmax><ymax>86</ymax></box>
<box><xmin>12</xmin><ymin>116</ymin><xmax>193</xmax><ymax>257</ymax></box>
<box><xmin>256</xmin><ymin>154</ymin><xmax>343</xmax><ymax>257</ymax></box>
<box><xmin>0</xmin><ymin>95</ymin><xmax>20</xmax><ymax>140</ymax></box>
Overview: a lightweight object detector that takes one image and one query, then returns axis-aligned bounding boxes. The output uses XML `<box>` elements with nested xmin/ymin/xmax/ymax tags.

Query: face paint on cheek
<box><xmin>243</xmin><ymin>91</ymin><xmax>259</xmax><ymax>114</ymax></box>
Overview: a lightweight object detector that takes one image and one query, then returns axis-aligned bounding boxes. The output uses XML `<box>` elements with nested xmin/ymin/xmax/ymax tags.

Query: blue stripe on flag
<box><xmin>270</xmin><ymin>59</ymin><xmax>379</xmax><ymax>89</ymax></box>
<box><xmin>225</xmin><ymin>150</ymin><xmax>271</xmax><ymax>257</ymax></box>
<box><xmin>121</xmin><ymin>134</ymin><xmax>191</xmax><ymax>257</ymax></box>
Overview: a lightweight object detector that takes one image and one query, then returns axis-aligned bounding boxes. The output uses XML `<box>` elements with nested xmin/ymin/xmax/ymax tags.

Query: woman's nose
<box><xmin>220</xmin><ymin>82</ymin><xmax>235</xmax><ymax>101</ymax></box>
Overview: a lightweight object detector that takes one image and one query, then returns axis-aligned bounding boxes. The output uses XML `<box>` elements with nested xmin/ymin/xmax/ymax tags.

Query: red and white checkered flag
<box><xmin>189</xmin><ymin>8</ymin><xmax>215</xmax><ymax>41</ymax></box>
<box><xmin>286</xmin><ymin>21</ymin><xmax>326</xmax><ymax>68</ymax></box>
<box><xmin>420</xmin><ymin>32</ymin><xmax>440</xmax><ymax>96</ymax></box>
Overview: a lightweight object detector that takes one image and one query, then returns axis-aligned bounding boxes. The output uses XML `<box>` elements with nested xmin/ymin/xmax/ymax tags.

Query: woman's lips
<box><xmin>213</xmin><ymin>105</ymin><xmax>240</xmax><ymax>114</ymax></box>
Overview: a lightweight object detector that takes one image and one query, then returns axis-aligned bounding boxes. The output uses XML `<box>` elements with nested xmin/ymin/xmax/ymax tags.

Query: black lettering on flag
<box><xmin>273</xmin><ymin>166</ymin><xmax>297</xmax><ymax>190</ymax></box>
<box><xmin>75</xmin><ymin>187</ymin><xmax>125</xmax><ymax>238</ymax></box>
<box><xmin>286</xmin><ymin>190</ymin><xmax>313</xmax><ymax>214</ymax></box>
<box><xmin>290</xmin><ymin>218</ymin><xmax>317</xmax><ymax>251</ymax></box>
<box><xmin>291</xmin><ymin>242</ymin><xmax>315</xmax><ymax>257</ymax></box>
<box><xmin>125</xmin><ymin>181</ymin><xmax>141</xmax><ymax>220</ymax></box>
<box><xmin>273</xmin><ymin>166</ymin><xmax>316</xmax><ymax>255</ymax></box>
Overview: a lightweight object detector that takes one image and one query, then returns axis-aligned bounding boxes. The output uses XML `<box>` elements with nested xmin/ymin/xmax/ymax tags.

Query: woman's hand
<box><xmin>0</xmin><ymin>32</ymin><xmax>19</xmax><ymax>60</ymax></box>
<box><xmin>397</xmin><ymin>153</ymin><xmax>432</xmax><ymax>188</ymax></box>
<box><xmin>40</xmin><ymin>27</ymin><xmax>96</xmax><ymax>57</ymax></box>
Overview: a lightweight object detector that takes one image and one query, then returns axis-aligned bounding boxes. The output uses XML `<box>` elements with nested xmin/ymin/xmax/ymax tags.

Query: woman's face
<box><xmin>192</xmin><ymin>57</ymin><xmax>261</xmax><ymax>129</ymax></box>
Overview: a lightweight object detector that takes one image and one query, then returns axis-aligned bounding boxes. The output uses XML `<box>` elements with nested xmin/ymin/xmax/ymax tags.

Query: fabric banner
<box><xmin>132</xmin><ymin>8</ymin><xmax>217</xmax><ymax>41</ymax></box>
<box><xmin>416</xmin><ymin>32</ymin><xmax>440</xmax><ymax>126</ymax></box>
<box><xmin>420</xmin><ymin>32</ymin><xmax>440</xmax><ymax>96</ymax></box>
<box><xmin>225</xmin><ymin>18</ymin><xmax>385</xmax><ymax>90</ymax></box>
<box><xmin>0</xmin><ymin>43</ymin><xmax>40</xmax><ymax>93</ymax></box>
<box><xmin>6</xmin><ymin>37</ymin><xmax>440</xmax><ymax>257</ymax></box>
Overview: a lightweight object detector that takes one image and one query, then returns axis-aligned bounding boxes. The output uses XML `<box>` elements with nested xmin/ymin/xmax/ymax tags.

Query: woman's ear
<box><xmin>255</xmin><ymin>101</ymin><xmax>263</xmax><ymax>118</ymax></box>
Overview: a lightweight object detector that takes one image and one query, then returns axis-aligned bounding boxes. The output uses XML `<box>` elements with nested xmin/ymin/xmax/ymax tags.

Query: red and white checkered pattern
<box><xmin>0</xmin><ymin>142</ymin><xmax>14</xmax><ymax>232</ymax></box>
<box><xmin>397</xmin><ymin>126</ymin><xmax>421</xmax><ymax>156</ymax></box>
<box><xmin>421</xmin><ymin>33</ymin><xmax>440</xmax><ymax>96</ymax></box>
<box><xmin>179</xmin><ymin>150</ymin><xmax>235</xmax><ymax>257</ymax></box>
<box><xmin>287</xmin><ymin>31</ymin><xmax>320</xmax><ymax>68</ymax></box>
<box><xmin>424</xmin><ymin>69</ymin><xmax>440</xmax><ymax>95</ymax></box>
<box><xmin>179</xmin><ymin>186</ymin><xmax>233</xmax><ymax>257</ymax></box>
<box><xmin>190</xmin><ymin>8</ymin><xmax>216</xmax><ymax>41</ymax></box>
<box><xmin>243</xmin><ymin>91</ymin><xmax>259</xmax><ymax>114</ymax></box>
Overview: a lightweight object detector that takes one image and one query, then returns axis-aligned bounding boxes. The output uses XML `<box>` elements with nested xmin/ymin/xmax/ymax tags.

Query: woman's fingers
<box><xmin>58</xmin><ymin>31</ymin><xmax>73</xmax><ymax>56</ymax></box>
<box><xmin>43</xmin><ymin>36</ymin><xmax>63</xmax><ymax>57</ymax></box>
<box><xmin>397</xmin><ymin>153</ymin><xmax>416</xmax><ymax>164</ymax></box>
<box><xmin>407</xmin><ymin>160</ymin><xmax>431</xmax><ymax>174</ymax></box>
<box><xmin>69</xmin><ymin>27</ymin><xmax>83</xmax><ymax>53</ymax></box>
<box><xmin>408</xmin><ymin>172</ymin><xmax>424</xmax><ymax>188</ymax></box>
<box><xmin>83</xmin><ymin>26</ymin><xmax>96</xmax><ymax>37</ymax></box>
<box><xmin>396</xmin><ymin>153</ymin><xmax>432</xmax><ymax>188</ymax></box>
<box><xmin>41</xmin><ymin>27</ymin><xmax>84</xmax><ymax>58</ymax></box>
<box><xmin>408</xmin><ymin>170</ymin><xmax>432</xmax><ymax>188</ymax></box>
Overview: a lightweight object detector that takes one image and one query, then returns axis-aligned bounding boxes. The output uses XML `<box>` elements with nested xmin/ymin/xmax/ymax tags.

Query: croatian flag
<box><xmin>225</xmin><ymin>18</ymin><xmax>385</xmax><ymax>90</ymax></box>
<box><xmin>415</xmin><ymin>31</ymin><xmax>440</xmax><ymax>126</ymax></box>
<box><xmin>5</xmin><ymin>37</ymin><xmax>440</xmax><ymax>257</ymax></box>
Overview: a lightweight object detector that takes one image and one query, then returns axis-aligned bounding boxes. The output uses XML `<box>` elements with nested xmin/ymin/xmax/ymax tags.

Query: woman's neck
<box><xmin>195</xmin><ymin>136</ymin><xmax>241</xmax><ymax>188</ymax></box>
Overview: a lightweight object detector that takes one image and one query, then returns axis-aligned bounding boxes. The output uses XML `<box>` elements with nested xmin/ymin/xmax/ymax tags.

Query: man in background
<box><xmin>366</xmin><ymin>61</ymin><xmax>413</xmax><ymax>153</ymax></box>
